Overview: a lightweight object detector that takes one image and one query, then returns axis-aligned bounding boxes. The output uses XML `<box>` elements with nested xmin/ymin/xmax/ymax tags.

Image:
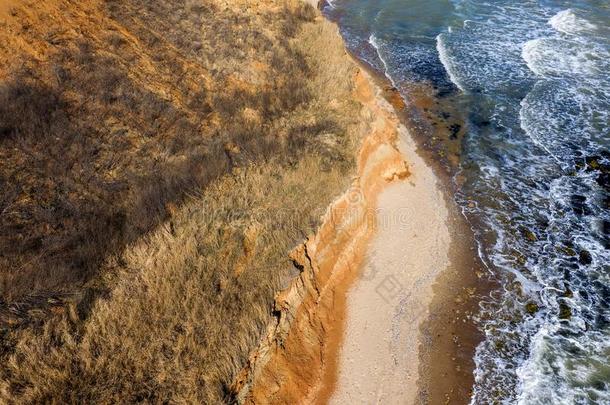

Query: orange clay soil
<box><xmin>0</xmin><ymin>0</ymin><xmax>16</xmax><ymax>18</ymax></box>
<box><xmin>231</xmin><ymin>68</ymin><xmax>410</xmax><ymax>403</ymax></box>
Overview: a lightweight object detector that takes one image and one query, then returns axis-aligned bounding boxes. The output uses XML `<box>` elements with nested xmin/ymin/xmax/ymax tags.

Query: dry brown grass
<box><xmin>0</xmin><ymin>0</ymin><xmax>361</xmax><ymax>403</ymax></box>
<box><xmin>0</xmin><ymin>0</ymin><xmax>348</xmax><ymax>304</ymax></box>
<box><xmin>1</xmin><ymin>157</ymin><xmax>349</xmax><ymax>404</ymax></box>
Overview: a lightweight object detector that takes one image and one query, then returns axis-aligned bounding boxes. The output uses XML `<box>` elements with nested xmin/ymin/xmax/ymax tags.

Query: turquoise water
<box><xmin>324</xmin><ymin>1</ymin><xmax>610</xmax><ymax>403</ymax></box>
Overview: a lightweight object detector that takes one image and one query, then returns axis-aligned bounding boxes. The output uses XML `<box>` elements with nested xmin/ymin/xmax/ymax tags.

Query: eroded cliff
<box><xmin>233</xmin><ymin>68</ymin><xmax>411</xmax><ymax>403</ymax></box>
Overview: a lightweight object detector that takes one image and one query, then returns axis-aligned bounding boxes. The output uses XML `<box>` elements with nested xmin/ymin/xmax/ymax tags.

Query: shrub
<box><xmin>0</xmin><ymin>0</ymin><xmax>359</xmax><ymax>402</ymax></box>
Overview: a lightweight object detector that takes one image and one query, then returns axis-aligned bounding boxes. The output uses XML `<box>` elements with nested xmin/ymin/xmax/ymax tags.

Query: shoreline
<box><xmin>233</xmin><ymin>5</ymin><xmax>488</xmax><ymax>403</ymax></box>
<box><xmin>328</xmin><ymin>84</ymin><xmax>452</xmax><ymax>403</ymax></box>
<box><xmin>328</xmin><ymin>59</ymin><xmax>489</xmax><ymax>404</ymax></box>
<box><xmin>358</xmin><ymin>62</ymin><xmax>491</xmax><ymax>404</ymax></box>
<box><xmin>231</xmin><ymin>61</ymin><xmax>412</xmax><ymax>404</ymax></box>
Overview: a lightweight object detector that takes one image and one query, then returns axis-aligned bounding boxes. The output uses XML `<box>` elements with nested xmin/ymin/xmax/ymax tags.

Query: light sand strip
<box><xmin>330</xmin><ymin>92</ymin><xmax>451</xmax><ymax>404</ymax></box>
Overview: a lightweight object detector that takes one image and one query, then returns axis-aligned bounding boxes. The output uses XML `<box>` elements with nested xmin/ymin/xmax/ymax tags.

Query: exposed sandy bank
<box><xmin>329</xmin><ymin>96</ymin><xmax>450</xmax><ymax>404</ymax></box>
<box><xmin>232</xmin><ymin>6</ymin><xmax>480</xmax><ymax>403</ymax></box>
<box><xmin>234</xmin><ymin>65</ymin><xmax>459</xmax><ymax>404</ymax></box>
<box><xmin>361</xmin><ymin>64</ymin><xmax>488</xmax><ymax>405</ymax></box>
<box><xmin>232</xmin><ymin>61</ymin><xmax>412</xmax><ymax>403</ymax></box>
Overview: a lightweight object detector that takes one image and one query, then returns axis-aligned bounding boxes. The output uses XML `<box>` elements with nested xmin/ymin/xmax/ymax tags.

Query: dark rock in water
<box><xmin>448</xmin><ymin>123</ymin><xmax>461</xmax><ymax>140</ymax></box>
<box><xmin>586</xmin><ymin>156</ymin><xmax>601</xmax><ymax>171</ymax></box>
<box><xmin>580</xmin><ymin>289</ymin><xmax>589</xmax><ymax>301</ymax></box>
<box><xmin>436</xmin><ymin>87</ymin><xmax>455</xmax><ymax>98</ymax></box>
<box><xmin>570</xmin><ymin>194</ymin><xmax>591</xmax><ymax>216</ymax></box>
<box><xmin>586</xmin><ymin>155</ymin><xmax>610</xmax><ymax>175</ymax></box>
<box><xmin>602</xmin><ymin>220</ymin><xmax>610</xmax><ymax>235</ymax></box>
<box><xmin>520</xmin><ymin>226</ymin><xmax>537</xmax><ymax>242</ymax></box>
<box><xmin>579</xmin><ymin>249</ymin><xmax>593</xmax><ymax>265</ymax></box>
<box><xmin>595</xmin><ymin>314</ymin><xmax>609</xmax><ymax>330</ymax></box>
<box><xmin>602</xmin><ymin>194</ymin><xmax>610</xmax><ymax>210</ymax></box>
<box><xmin>597</xmin><ymin>281</ymin><xmax>610</xmax><ymax>302</ymax></box>
<box><xmin>525</xmin><ymin>302</ymin><xmax>539</xmax><ymax>315</ymax></box>
<box><xmin>586</xmin><ymin>156</ymin><xmax>610</xmax><ymax>171</ymax></box>
<box><xmin>535</xmin><ymin>213</ymin><xmax>549</xmax><ymax>229</ymax></box>
<box><xmin>558</xmin><ymin>244</ymin><xmax>576</xmax><ymax>257</ymax></box>
<box><xmin>559</xmin><ymin>302</ymin><xmax>572</xmax><ymax>320</ymax></box>
<box><xmin>0</xmin><ymin>126</ymin><xmax>15</xmax><ymax>141</ymax></box>
<box><xmin>597</xmin><ymin>172</ymin><xmax>610</xmax><ymax>190</ymax></box>
<box><xmin>592</xmin><ymin>379</ymin><xmax>606</xmax><ymax>391</ymax></box>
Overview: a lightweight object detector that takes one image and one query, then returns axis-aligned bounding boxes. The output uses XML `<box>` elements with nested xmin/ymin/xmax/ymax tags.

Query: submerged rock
<box><xmin>585</xmin><ymin>155</ymin><xmax>610</xmax><ymax>173</ymax></box>
<box><xmin>448</xmin><ymin>123</ymin><xmax>461</xmax><ymax>140</ymax></box>
<box><xmin>558</xmin><ymin>244</ymin><xmax>576</xmax><ymax>257</ymax></box>
<box><xmin>570</xmin><ymin>194</ymin><xmax>590</xmax><ymax>216</ymax></box>
<box><xmin>602</xmin><ymin>220</ymin><xmax>610</xmax><ymax>236</ymax></box>
<box><xmin>520</xmin><ymin>226</ymin><xmax>538</xmax><ymax>242</ymax></box>
<box><xmin>559</xmin><ymin>302</ymin><xmax>572</xmax><ymax>320</ymax></box>
<box><xmin>602</xmin><ymin>195</ymin><xmax>610</xmax><ymax>210</ymax></box>
<box><xmin>525</xmin><ymin>302</ymin><xmax>539</xmax><ymax>315</ymax></box>
<box><xmin>579</xmin><ymin>249</ymin><xmax>593</xmax><ymax>265</ymax></box>
<box><xmin>586</xmin><ymin>156</ymin><xmax>601</xmax><ymax>171</ymax></box>
<box><xmin>583</xmin><ymin>154</ymin><xmax>610</xmax><ymax>191</ymax></box>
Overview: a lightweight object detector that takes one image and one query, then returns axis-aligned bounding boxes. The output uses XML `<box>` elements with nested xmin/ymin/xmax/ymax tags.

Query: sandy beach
<box><xmin>329</xmin><ymin>85</ymin><xmax>451</xmax><ymax>404</ymax></box>
<box><xmin>233</xmin><ymin>10</ymin><xmax>484</xmax><ymax>404</ymax></box>
<box><xmin>324</xmin><ymin>65</ymin><xmax>487</xmax><ymax>404</ymax></box>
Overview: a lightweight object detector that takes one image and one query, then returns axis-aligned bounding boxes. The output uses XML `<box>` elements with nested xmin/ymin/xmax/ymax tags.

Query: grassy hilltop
<box><xmin>0</xmin><ymin>0</ymin><xmax>362</xmax><ymax>402</ymax></box>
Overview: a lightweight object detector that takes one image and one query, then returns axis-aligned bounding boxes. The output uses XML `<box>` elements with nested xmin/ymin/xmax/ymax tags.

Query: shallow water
<box><xmin>324</xmin><ymin>1</ymin><xmax>610</xmax><ymax>403</ymax></box>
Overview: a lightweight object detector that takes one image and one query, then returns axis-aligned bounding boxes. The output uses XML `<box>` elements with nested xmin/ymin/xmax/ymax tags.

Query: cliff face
<box><xmin>0</xmin><ymin>1</ymin><xmax>374</xmax><ymax>403</ymax></box>
<box><xmin>233</xmin><ymin>69</ymin><xmax>410</xmax><ymax>403</ymax></box>
<box><xmin>0</xmin><ymin>0</ymin><xmax>412</xmax><ymax>401</ymax></box>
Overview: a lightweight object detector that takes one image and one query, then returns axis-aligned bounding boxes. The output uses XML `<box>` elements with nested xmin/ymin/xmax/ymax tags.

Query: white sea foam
<box><xmin>517</xmin><ymin>326</ymin><xmax>610</xmax><ymax>404</ymax></box>
<box><xmin>322</xmin><ymin>0</ymin><xmax>336</xmax><ymax>9</ymax></box>
<box><xmin>522</xmin><ymin>38</ymin><xmax>604</xmax><ymax>77</ymax></box>
<box><xmin>549</xmin><ymin>9</ymin><xmax>598</xmax><ymax>35</ymax></box>
<box><xmin>435</xmin><ymin>33</ymin><xmax>465</xmax><ymax>91</ymax></box>
<box><xmin>519</xmin><ymin>78</ymin><xmax>609</xmax><ymax>163</ymax></box>
<box><xmin>367</xmin><ymin>34</ymin><xmax>399</xmax><ymax>89</ymax></box>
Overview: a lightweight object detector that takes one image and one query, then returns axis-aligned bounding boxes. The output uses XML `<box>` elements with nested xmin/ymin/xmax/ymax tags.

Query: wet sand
<box><xmin>329</xmin><ymin>110</ymin><xmax>451</xmax><ymax>403</ymax></box>
<box><xmin>327</xmin><ymin>57</ymin><xmax>489</xmax><ymax>405</ymax></box>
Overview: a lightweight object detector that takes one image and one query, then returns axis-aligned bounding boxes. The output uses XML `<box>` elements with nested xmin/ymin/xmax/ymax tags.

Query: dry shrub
<box><xmin>1</xmin><ymin>156</ymin><xmax>348</xmax><ymax>403</ymax></box>
<box><xmin>0</xmin><ymin>0</ymin><xmax>361</xmax><ymax>402</ymax></box>
<box><xmin>0</xmin><ymin>0</ymin><xmax>327</xmax><ymax>305</ymax></box>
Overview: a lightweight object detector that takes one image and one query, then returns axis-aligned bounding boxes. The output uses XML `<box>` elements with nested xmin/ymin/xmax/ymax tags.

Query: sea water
<box><xmin>323</xmin><ymin>1</ymin><xmax>610</xmax><ymax>403</ymax></box>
